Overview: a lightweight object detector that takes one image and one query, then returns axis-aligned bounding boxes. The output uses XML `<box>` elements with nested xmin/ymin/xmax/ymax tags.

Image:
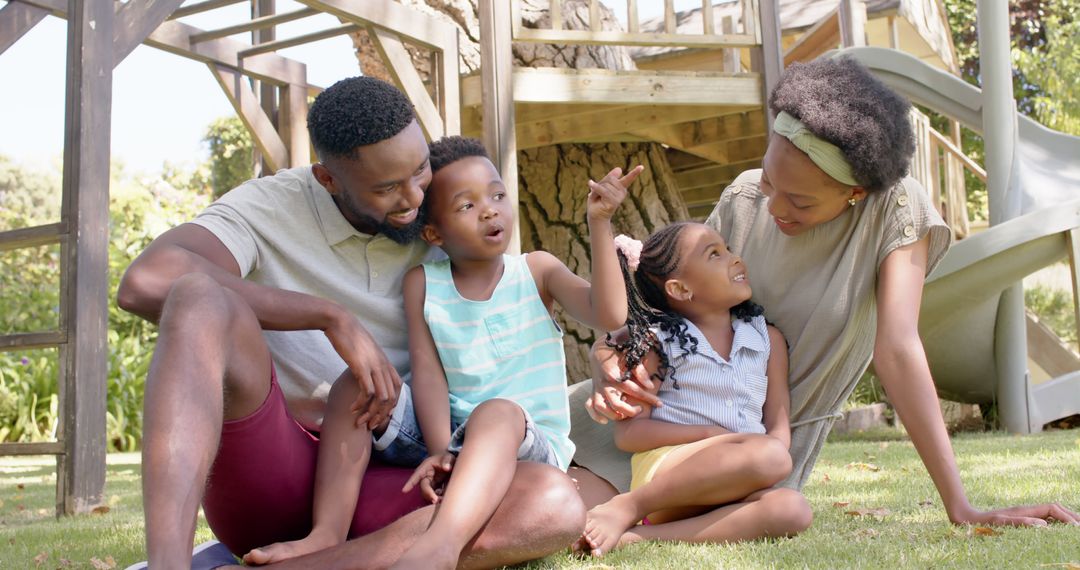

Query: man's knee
<box><xmin>160</xmin><ymin>274</ymin><xmax>234</xmax><ymax>331</ymax></box>
<box><xmin>471</xmin><ymin>463</ymin><xmax>585</xmax><ymax>553</ymax></box>
<box><xmin>516</xmin><ymin>462</ymin><xmax>586</xmax><ymax>536</ymax></box>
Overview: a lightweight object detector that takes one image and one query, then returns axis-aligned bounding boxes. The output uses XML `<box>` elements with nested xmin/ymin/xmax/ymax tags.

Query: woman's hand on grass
<box><xmin>948</xmin><ymin>502</ymin><xmax>1080</xmax><ymax>527</ymax></box>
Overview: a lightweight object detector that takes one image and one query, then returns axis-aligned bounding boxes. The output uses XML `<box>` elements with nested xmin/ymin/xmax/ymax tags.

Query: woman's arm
<box><xmin>762</xmin><ymin>325</ymin><xmax>792</xmax><ymax>448</ymax></box>
<box><xmin>876</xmin><ymin>237</ymin><xmax>1078</xmax><ymax>526</ymax></box>
<box><xmin>403</xmin><ymin>267</ymin><xmax>453</xmax><ymax>455</ymax></box>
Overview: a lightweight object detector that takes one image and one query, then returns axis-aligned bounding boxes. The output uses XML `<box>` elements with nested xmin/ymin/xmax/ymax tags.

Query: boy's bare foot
<box><xmin>582</xmin><ymin>494</ymin><xmax>643</xmax><ymax>557</ymax></box>
<box><xmin>389</xmin><ymin>535</ymin><xmax>459</xmax><ymax>570</ymax></box>
<box><xmin>242</xmin><ymin>528</ymin><xmax>339</xmax><ymax>566</ymax></box>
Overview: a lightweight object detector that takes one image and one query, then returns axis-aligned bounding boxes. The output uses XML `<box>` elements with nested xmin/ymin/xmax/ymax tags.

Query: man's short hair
<box><xmin>307</xmin><ymin>76</ymin><xmax>416</xmax><ymax>161</ymax></box>
<box><xmin>769</xmin><ymin>56</ymin><xmax>914</xmax><ymax>192</ymax></box>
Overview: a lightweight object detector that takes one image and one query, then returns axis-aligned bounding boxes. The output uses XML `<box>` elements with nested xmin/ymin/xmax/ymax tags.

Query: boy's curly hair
<box><xmin>307</xmin><ymin>76</ymin><xmax>416</xmax><ymax>161</ymax></box>
<box><xmin>769</xmin><ymin>55</ymin><xmax>914</xmax><ymax>192</ymax></box>
<box><xmin>609</xmin><ymin>222</ymin><xmax>764</xmax><ymax>389</ymax></box>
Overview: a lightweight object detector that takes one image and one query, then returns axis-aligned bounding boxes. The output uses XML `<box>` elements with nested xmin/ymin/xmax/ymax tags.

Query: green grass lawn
<box><xmin>2</xmin><ymin>430</ymin><xmax>1079</xmax><ymax>569</ymax></box>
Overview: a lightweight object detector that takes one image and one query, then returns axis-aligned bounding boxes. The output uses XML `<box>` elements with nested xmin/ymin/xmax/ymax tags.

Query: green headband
<box><xmin>773</xmin><ymin>111</ymin><xmax>860</xmax><ymax>187</ymax></box>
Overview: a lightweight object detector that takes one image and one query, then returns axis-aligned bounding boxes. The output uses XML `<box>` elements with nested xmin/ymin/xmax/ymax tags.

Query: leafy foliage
<box><xmin>0</xmin><ymin>157</ymin><xmax>210</xmax><ymax>451</ymax></box>
<box><xmin>203</xmin><ymin>116</ymin><xmax>254</xmax><ymax>198</ymax></box>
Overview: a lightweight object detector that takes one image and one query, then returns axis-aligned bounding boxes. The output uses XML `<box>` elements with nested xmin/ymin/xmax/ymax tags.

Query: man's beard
<box><xmin>339</xmin><ymin>192</ymin><xmax>425</xmax><ymax>245</ymax></box>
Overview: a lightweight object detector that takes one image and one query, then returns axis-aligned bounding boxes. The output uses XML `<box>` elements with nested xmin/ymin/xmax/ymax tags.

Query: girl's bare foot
<box><xmin>582</xmin><ymin>494</ymin><xmax>644</xmax><ymax>557</ymax></box>
<box><xmin>242</xmin><ymin>528</ymin><xmax>339</xmax><ymax>566</ymax></box>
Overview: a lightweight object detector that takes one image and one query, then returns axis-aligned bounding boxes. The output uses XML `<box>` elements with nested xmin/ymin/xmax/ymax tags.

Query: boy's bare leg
<box><xmin>142</xmin><ymin>274</ymin><xmax>273</xmax><ymax>569</ymax></box>
<box><xmin>244</xmin><ymin>376</ymin><xmax>375</xmax><ymax>564</ymax></box>
<box><xmin>583</xmin><ymin>433</ymin><xmax>793</xmax><ymax>555</ymax></box>
<box><xmin>233</xmin><ymin>461</ymin><xmax>585</xmax><ymax>570</ymax></box>
<box><xmin>619</xmin><ymin>487</ymin><xmax>812</xmax><ymax>546</ymax></box>
<box><xmin>391</xmin><ymin>399</ymin><xmax>529</xmax><ymax>569</ymax></box>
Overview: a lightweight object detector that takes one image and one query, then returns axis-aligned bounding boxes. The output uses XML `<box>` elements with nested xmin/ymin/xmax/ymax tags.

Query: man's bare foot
<box><xmin>582</xmin><ymin>494</ymin><xmax>643</xmax><ymax>557</ymax></box>
<box><xmin>242</xmin><ymin>529</ymin><xmax>339</xmax><ymax>566</ymax></box>
<box><xmin>389</xmin><ymin>535</ymin><xmax>459</xmax><ymax>570</ymax></box>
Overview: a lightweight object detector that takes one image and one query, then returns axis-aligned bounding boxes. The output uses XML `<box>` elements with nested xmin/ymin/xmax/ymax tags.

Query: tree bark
<box><xmin>351</xmin><ymin>1</ymin><xmax>690</xmax><ymax>379</ymax></box>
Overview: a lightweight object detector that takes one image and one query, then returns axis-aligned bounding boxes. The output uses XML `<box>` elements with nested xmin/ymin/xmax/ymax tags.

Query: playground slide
<box><xmin>840</xmin><ymin>47</ymin><xmax>1080</xmax><ymax>429</ymax></box>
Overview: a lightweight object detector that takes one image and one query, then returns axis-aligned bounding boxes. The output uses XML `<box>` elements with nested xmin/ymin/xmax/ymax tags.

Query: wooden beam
<box><xmin>590</xmin><ymin>0</ymin><xmax>600</xmax><ymax>31</ymax></box>
<box><xmin>1068</xmin><ymin>228</ymin><xmax>1080</xmax><ymax>354</ymax></box>
<box><xmin>168</xmin><ymin>0</ymin><xmax>247</xmax><ymax>20</ymax></box>
<box><xmin>674</xmin><ymin>158</ymin><xmax>762</xmax><ymax>190</ymax></box>
<box><xmin>190</xmin><ymin>7</ymin><xmax>317</xmax><ymax>44</ymax></box>
<box><xmin>0</xmin><ymin>331</ymin><xmax>67</xmax><ymax>352</ymax></box>
<box><xmin>237</xmin><ymin>23</ymin><xmax>359</xmax><ymax>58</ymax></box>
<box><xmin>721</xmin><ymin>16</ymin><xmax>739</xmax><ymax>73</ymax></box>
<box><xmin>297</xmin><ymin>0</ymin><xmax>457</xmax><ymax>51</ymax></box>
<box><xmin>756</xmin><ymin>0</ymin><xmax>783</xmax><ymax>132</ymax></box>
<box><xmin>516</xmin><ymin>105</ymin><xmax>751</xmax><ymax>150</ymax></box>
<box><xmin>20</xmin><ymin>0</ymin><xmax>308</xmax><ymax>86</ymax></box>
<box><xmin>635</xmin><ymin>126</ymin><xmax>766</xmax><ymax>164</ymax></box>
<box><xmin>1026</xmin><ymin>312</ymin><xmax>1080</xmax><ymax>378</ymax></box>
<box><xmin>627</xmin><ymin>0</ymin><xmax>639</xmax><ymax>33</ymax></box>
<box><xmin>368</xmin><ymin>26</ymin><xmax>444</xmax><ymax>140</ymax></box>
<box><xmin>282</xmin><ymin>83</ymin><xmax>311</xmax><ymax>167</ymax></box>
<box><xmin>0</xmin><ymin>222</ymin><xmax>67</xmax><ymax>252</ymax></box>
<box><xmin>113</xmin><ymin>0</ymin><xmax>187</xmax><ymax>65</ymax></box>
<box><xmin>681</xmin><ymin>110</ymin><xmax>767</xmax><ymax>147</ymax></box>
<box><xmin>839</xmin><ymin>0</ymin><xmax>867</xmax><ymax>48</ymax></box>
<box><xmin>783</xmin><ymin>7</ymin><xmax>839</xmax><ymax>65</ymax></box>
<box><xmin>479</xmin><ymin>0</ymin><xmax>519</xmax><ymax>254</ymax></box>
<box><xmin>58</xmin><ymin>0</ymin><xmax>110</xmax><ymax>515</ymax></box>
<box><xmin>211</xmin><ymin>64</ymin><xmax>289</xmax><ymax>171</ymax></box>
<box><xmin>0</xmin><ymin>0</ymin><xmax>49</xmax><ymax>57</ymax></box>
<box><xmin>0</xmin><ymin>442</ymin><xmax>65</xmax><ymax>456</ymax></box>
<box><xmin>513</xmin><ymin>28</ymin><xmax>758</xmax><ymax>49</ymax></box>
<box><xmin>550</xmin><ymin>0</ymin><xmax>562</xmax><ymax>31</ymax></box>
<box><xmin>702</xmin><ymin>0</ymin><xmax>715</xmax><ymax>35</ymax></box>
<box><xmin>435</xmin><ymin>27</ymin><xmax>460</xmax><ymax>136</ymax></box>
<box><xmin>462</xmin><ymin>68</ymin><xmax>762</xmax><ymax>107</ymax></box>
<box><xmin>664</xmin><ymin>0</ymin><xmax>675</xmax><ymax>34</ymax></box>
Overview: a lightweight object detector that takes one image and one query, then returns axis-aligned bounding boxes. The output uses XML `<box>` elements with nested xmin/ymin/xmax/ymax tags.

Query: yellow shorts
<box><xmin>629</xmin><ymin>444</ymin><xmax>689</xmax><ymax>491</ymax></box>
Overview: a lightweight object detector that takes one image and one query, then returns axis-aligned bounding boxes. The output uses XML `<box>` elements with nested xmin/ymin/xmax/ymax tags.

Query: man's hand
<box><xmin>585</xmin><ymin>337</ymin><xmax>661</xmax><ymax>424</ymax></box>
<box><xmin>322</xmin><ymin>308</ymin><xmax>402</xmax><ymax>430</ymax></box>
<box><xmin>587</xmin><ymin>165</ymin><xmax>643</xmax><ymax>223</ymax></box>
<box><xmin>402</xmin><ymin>452</ymin><xmax>456</xmax><ymax>503</ymax></box>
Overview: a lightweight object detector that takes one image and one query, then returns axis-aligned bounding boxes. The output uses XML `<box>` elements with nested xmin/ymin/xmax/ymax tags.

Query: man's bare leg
<box><xmin>245</xmin><ymin>461</ymin><xmax>586</xmax><ymax>570</ymax></box>
<box><xmin>142</xmin><ymin>274</ymin><xmax>273</xmax><ymax>569</ymax></box>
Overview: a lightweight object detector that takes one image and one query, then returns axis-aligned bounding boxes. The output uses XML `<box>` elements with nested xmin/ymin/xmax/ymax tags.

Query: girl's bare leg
<box><xmin>390</xmin><ymin>399</ymin><xmax>529</xmax><ymax>570</ymax></box>
<box><xmin>584</xmin><ymin>433</ymin><xmax>792</xmax><ymax>555</ymax></box>
<box><xmin>244</xmin><ymin>375</ymin><xmax>374</xmax><ymax>565</ymax></box>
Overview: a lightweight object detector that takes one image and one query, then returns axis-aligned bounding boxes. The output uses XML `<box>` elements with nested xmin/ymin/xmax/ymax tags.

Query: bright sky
<box><xmin>0</xmin><ymin>1</ymin><xmax>689</xmax><ymax>172</ymax></box>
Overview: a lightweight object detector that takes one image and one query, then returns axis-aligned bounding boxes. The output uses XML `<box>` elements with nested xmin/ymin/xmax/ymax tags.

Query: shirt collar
<box><xmin>667</xmin><ymin>316</ymin><xmax>767</xmax><ymax>363</ymax></box>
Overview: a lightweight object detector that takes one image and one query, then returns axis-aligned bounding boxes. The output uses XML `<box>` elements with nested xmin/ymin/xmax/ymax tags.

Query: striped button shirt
<box><xmin>650</xmin><ymin>315</ymin><xmax>771</xmax><ymax>434</ymax></box>
<box><xmin>422</xmin><ymin>253</ymin><xmax>574</xmax><ymax>469</ymax></box>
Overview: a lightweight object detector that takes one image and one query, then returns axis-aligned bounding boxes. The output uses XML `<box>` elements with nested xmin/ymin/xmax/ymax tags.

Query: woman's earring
<box><xmin>848</xmin><ymin>197</ymin><xmax>857</xmax><ymax>206</ymax></box>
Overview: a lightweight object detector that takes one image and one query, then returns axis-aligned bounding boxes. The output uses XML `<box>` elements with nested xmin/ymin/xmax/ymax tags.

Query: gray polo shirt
<box><xmin>192</xmin><ymin>166</ymin><xmax>440</xmax><ymax>430</ymax></box>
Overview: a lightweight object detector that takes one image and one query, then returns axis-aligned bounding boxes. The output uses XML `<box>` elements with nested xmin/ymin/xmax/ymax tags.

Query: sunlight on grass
<box><xmin>2</xmin><ymin>432</ymin><xmax>1078</xmax><ymax>569</ymax></box>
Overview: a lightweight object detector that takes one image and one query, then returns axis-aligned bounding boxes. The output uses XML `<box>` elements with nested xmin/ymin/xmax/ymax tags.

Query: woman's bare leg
<box><xmin>244</xmin><ymin>375</ymin><xmax>374</xmax><ymax>564</ymax></box>
<box><xmin>584</xmin><ymin>433</ymin><xmax>792</xmax><ymax>555</ymax></box>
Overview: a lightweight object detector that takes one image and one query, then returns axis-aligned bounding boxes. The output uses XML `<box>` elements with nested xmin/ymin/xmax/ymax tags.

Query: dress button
<box><xmin>731</xmin><ymin>186</ymin><xmax>742</xmax><ymax>195</ymax></box>
<box><xmin>903</xmin><ymin>225</ymin><xmax>915</xmax><ymax>237</ymax></box>
<box><xmin>372</xmin><ymin>271</ymin><xmax>379</xmax><ymax>278</ymax></box>
<box><xmin>897</xmin><ymin>194</ymin><xmax>909</xmax><ymax>206</ymax></box>
<box><xmin>725</xmin><ymin>399</ymin><xmax>734</xmax><ymax>407</ymax></box>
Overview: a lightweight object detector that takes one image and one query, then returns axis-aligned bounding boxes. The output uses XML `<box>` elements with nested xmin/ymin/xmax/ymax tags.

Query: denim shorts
<box><xmin>375</xmin><ymin>388</ymin><xmax>559</xmax><ymax>469</ymax></box>
<box><xmin>447</xmin><ymin>399</ymin><xmax>560</xmax><ymax>468</ymax></box>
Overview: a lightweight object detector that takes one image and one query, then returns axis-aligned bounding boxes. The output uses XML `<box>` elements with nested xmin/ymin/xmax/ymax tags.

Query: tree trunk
<box><xmin>351</xmin><ymin>1</ymin><xmax>690</xmax><ymax>379</ymax></box>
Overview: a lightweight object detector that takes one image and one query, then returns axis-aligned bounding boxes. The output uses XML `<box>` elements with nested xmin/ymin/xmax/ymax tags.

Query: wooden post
<box><xmin>58</xmin><ymin>0</ymin><xmax>111</xmax><ymax>515</ymax></box>
<box><xmin>722</xmin><ymin>15</ymin><xmax>739</xmax><ymax>73</ymax></box>
<box><xmin>627</xmin><ymin>0</ymin><xmax>639</xmax><ymax>33</ymax></box>
<box><xmin>1068</xmin><ymin>228</ymin><xmax>1080</xmax><ymax>354</ymax></box>
<box><xmin>479</xmin><ymin>0</ymin><xmax>519</xmax><ymax>254</ymax></box>
<box><xmin>254</xmin><ymin>0</ymin><xmax>277</xmax><ymax>176</ymax></box>
<box><xmin>0</xmin><ymin>1</ymin><xmax>49</xmax><ymax>56</ymax></box>
<box><xmin>756</xmin><ymin>0</ymin><xmax>783</xmax><ymax>132</ymax></box>
<box><xmin>702</xmin><ymin>0</ymin><xmax>715</xmax><ymax>35</ymax></box>
<box><xmin>839</xmin><ymin>0</ymin><xmax>867</xmax><ymax>47</ymax></box>
<box><xmin>282</xmin><ymin>82</ymin><xmax>311</xmax><ymax>166</ymax></box>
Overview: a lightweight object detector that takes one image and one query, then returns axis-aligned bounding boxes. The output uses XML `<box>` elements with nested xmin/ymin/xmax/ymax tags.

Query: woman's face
<box><xmin>759</xmin><ymin>136</ymin><xmax>866</xmax><ymax>236</ymax></box>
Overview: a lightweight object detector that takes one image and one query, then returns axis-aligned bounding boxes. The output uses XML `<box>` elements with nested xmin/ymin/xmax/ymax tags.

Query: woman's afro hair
<box><xmin>429</xmin><ymin>136</ymin><xmax>490</xmax><ymax>173</ymax></box>
<box><xmin>769</xmin><ymin>56</ymin><xmax>915</xmax><ymax>192</ymax></box>
<box><xmin>307</xmin><ymin>76</ymin><xmax>415</xmax><ymax>160</ymax></box>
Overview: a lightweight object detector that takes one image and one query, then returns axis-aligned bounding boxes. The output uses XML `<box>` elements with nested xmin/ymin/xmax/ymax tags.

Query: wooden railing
<box><xmin>909</xmin><ymin>108</ymin><xmax>986</xmax><ymax>240</ymax></box>
<box><xmin>510</xmin><ymin>0</ymin><xmax>762</xmax><ymax>50</ymax></box>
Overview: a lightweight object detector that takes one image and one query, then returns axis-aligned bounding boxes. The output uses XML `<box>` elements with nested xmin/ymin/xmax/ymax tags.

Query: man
<box><xmin>118</xmin><ymin>77</ymin><xmax>584</xmax><ymax>569</ymax></box>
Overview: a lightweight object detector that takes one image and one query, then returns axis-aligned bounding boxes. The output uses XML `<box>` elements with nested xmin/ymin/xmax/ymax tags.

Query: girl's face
<box><xmin>760</xmin><ymin>135</ymin><xmax>866</xmax><ymax>236</ymax></box>
<box><xmin>422</xmin><ymin>156</ymin><xmax>514</xmax><ymax>261</ymax></box>
<box><xmin>666</xmin><ymin>224</ymin><xmax>752</xmax><ymax>311</ymax></box>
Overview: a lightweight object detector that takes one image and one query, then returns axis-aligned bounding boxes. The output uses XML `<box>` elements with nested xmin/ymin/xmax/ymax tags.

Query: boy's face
<box><xmin>422</xmin><ymin>156</ymin><xmax>514</xmax><ymax>259</ymax></box>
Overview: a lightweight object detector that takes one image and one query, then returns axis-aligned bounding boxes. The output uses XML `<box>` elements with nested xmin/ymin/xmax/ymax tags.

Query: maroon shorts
<box><xmin>201</xmin><ymin>368</ymin><xmax>428</xmax><ymax>555</ymax></box>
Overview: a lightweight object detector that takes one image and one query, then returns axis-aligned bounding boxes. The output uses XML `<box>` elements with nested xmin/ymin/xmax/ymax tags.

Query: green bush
<box><xmin>1025</xmin><ymin>283</ymin><xmax>1078</xmax><ymax>346</ymax></box>
<box><xmin>0</xmin><ymin>157</ymin><xmax>210</xmax><ymax>451</ymax></box>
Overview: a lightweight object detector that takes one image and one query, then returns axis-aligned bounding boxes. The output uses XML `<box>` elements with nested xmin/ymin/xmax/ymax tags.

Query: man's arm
<box><xmin>117</xmin><ymin>222</ymin><xmax>401</xmax><ymax>429</ymax></box>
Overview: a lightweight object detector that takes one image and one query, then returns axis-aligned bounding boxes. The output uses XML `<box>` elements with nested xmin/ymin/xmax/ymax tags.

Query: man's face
<box><xmin>313</xmin><ymin>120</ymin><xmax>432</xmax><ymax>244</ymax></box>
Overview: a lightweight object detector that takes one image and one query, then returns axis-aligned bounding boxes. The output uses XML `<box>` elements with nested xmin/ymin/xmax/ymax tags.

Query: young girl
<box><xmin>580</xmin><ymin>221</ymin><xmax>806</xmax><ymax>556</ymax></box>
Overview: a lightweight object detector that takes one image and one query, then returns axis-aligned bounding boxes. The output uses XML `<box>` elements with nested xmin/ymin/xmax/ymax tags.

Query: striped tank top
<box><xmin>422</xmin><ymin>253</ymin><xmax>574</xmax><ymax>469</ymax></box>
<box><xmin>651</xmin><ymin>315</ymin><xmax>771</xmax><ymax>434</ymax></box>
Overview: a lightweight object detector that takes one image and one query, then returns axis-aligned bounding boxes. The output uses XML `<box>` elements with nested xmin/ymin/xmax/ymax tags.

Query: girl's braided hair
<box><xmin>608</xmin><ymin>222</ymin><xmax>764</xmax><ymax>389</ymax></box>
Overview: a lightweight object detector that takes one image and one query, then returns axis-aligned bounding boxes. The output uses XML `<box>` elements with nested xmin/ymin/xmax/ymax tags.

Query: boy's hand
<box><xmin>402</xmin><ymin>452</ymin><xmax>456</xmax><ymax>503</ymax></box>
<box><xmin>587</xmin><ymin>165</ymin><xmax>644</xmax><ymax>223</ymax></box>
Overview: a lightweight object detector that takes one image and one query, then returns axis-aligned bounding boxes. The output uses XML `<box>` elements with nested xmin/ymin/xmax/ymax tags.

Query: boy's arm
<box><xmin>530</xmin><ymin>166</ymin><xmax>643</xmax><ymax>332</ymax></box>
<box><xmin>403</xmin><ymin>266</ymin><xmax>453</xmax><ymax>454</ymax></box>
<box><xmin>612</xmin><ymin>348</ymin><xmax>732</xmax><ymax>452</ymax></box>
<box><xmin>762</xmin><ymin>325</ymin><xmax>792</xmax><ymax>448</ymax></box>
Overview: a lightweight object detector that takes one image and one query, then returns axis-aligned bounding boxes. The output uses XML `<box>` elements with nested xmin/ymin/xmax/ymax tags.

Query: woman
<box><xmin>569</xmin><ymin>55</ymin><xmax>1079</xmax><ymax>551</ymax></box>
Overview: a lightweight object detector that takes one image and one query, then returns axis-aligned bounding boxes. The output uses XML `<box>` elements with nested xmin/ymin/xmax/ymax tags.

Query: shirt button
<box><xmin>897</xmin><ymin>194</ymin><xmax>909</xmax><ymax>206</ymax></box>
<box><xmin>725</xmin><ymin>399</ymin><xmax>734</xmax><ymax>407</ymax></box>
<box><xmin>731</xmin><ymin>186</ymin><xmax>742</xmax><ymax>195</ymax></box>
<box><xmin>903</xmin><ymin>225</ymin><xmax>915</xmax><ymax>237</ymax></box>
<box><xmin>372</xmin><ymin>271</ymin><xmax>379</xmax><ymax>278</ymax></box>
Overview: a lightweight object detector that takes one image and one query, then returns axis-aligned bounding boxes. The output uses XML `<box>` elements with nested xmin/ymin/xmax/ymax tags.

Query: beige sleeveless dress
<box><xmin>569</xmin><ymin>169</ymin><xmax>951</xmax><ymax>492</ymax></box>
